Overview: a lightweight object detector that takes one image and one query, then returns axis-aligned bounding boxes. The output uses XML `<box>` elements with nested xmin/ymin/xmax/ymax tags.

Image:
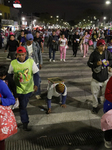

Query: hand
<box><xmin>34</xmin><ymin>85</ymin><xmax>38</xmax><ymax>92</ymax></box>
<box><xmin>39</xmin><ymin>64</ymin><xmax>42</xmax><ymax>70</ymax></box>
<box><xmin>97</xmin><ymin>61</ymin><xmax>102</xmax><ymax>66</ymax></box>
<box><xmin>52</xmin><ymin>40</ymin><xmax>55</xmax><ymax>42</ymax></box>
<box><xmin>4</xmin><ymin>50</ymin><xmax>7</xmax><ymax>52</ymax></box>
<box><xmin>47</xmin><ymin>108</ymin><xmax>51</xmax><ymax>114</ymax></box>
<box><xmin>42</xmin><ymin>49</ymin><xmax>44</xmax><ymax>53</ymax></box>
<box><xmin>12</xmin><ymin>98</ymin><xmax>19</xmax><ymax>110</ymax></box>
<box><xmin>107</xmin><ymin>60</ymin><xmax>109</xmax><ymax>65</ymax></box>
<box><xmin>109</xmin><ymin>67</ymin><xmax>112</xmax><ymax>72</ymax></box>
<box><xmin>61</xmin><ymin>104</ymin><xmax>66</xmax><ymax>108</ymax></box>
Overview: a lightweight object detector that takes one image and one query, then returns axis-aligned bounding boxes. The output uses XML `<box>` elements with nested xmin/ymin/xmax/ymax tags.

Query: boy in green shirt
<box><xmin>8</xmin><ymin>46</ymin><xmax>39</xmax><ymax>131</ymax></box>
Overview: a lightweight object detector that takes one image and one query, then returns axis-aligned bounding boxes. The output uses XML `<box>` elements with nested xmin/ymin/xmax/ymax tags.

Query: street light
<box><xmin>56</xmin><ymin>16</ymin><xmax>59</xmax><ymax>18</ymax></box>
<box><xmin>22</xmin><ymin>17</ymin><xmax>25</xmax><ymax>21</ymax></box>
<box><xmin>104</xmin><ymin>16</ymin><xmax>107</xmax><ymax>20</ymax></box>
<box><xmin>105</xmin><ymin>0</ymin><xmax>111</xmax><ymax>5</ymax></box>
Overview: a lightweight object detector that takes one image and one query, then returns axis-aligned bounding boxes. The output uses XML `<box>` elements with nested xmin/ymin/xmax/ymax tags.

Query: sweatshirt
<box><xmin>5</xmin><ymin>40</ymin><xmax>19</xmax><ymax>52</ymax></box>
<box><xmin>0</xmin><ymin>79</ymin><xmax>15</xmax><ymax>106</ymax></box>
<box><xmin>87</xmin><ymin>49</ymin><xmax>112</xmax><ymax>82</ymax></box>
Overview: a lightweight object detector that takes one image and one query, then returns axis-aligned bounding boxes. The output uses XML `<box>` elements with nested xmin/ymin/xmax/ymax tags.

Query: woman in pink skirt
<box><xmin>59</xmin><ymin>34</ymin><xmax>68</xmax><ymax>62</ymax></box>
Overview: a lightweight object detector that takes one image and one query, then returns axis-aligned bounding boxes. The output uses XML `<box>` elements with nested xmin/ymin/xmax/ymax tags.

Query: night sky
<box><xmin>20</xmin><ymin>0</ymin><xmax>111</xmax><ymax>20</ymax></box>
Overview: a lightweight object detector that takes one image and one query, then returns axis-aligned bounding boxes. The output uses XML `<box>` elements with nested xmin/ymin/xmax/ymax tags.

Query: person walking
<box><xmin>24</xmin><ymin>33</ymin><xmax>43</xmax><ymax>100</ymax></box>
<box><xmin>5</xmin><ymin>35</ymin><xmax>19</xmax><ymax>60</ymax></box>
<box><xmin>8</xmin><ymin>46</ymin><xmax>40</xmax><ymax>131</ymax></box>
<box><xmin>92</xmin><ymin>30</ymin><xmax>98</xmax><ymax>50</ymax></box>
<box><xmin>82</xmin><ymin>31</ymin><xmax>90</xmax><ymax>58</ymax></box>
<box><xmin>59</xmin><ymin>34</ymin><xmax>68</xmax><ymax>62</ymax></box>
<box><xmin>72</xmin><ymin>31</ymin><xmax>80</xmax><ymax>57</ymax></box>
<box><xmin>47</xmin><ymin>30</ymin><xmax>58</xmax><ymax>62</ymax></box>
<box><xmin>0</xmin><ymin>75</ymin><xmax>16</xmax><ymax>150</ymax></box>
<box><xmin>87</xmin><ymin>39</ymin><xmax>112</xmax><ymax>114</ymax></box>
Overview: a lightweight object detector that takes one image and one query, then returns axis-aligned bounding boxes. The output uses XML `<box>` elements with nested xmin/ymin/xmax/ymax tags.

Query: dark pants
<box><xmin>104</xmin><ymin>130</ymin><xmax>112</xmax><ymax>141</ymax></box>
<box><xmin>73</xmin><ymin>44</ymin><xmax>79</xmax><ymax>56</ymax></box>
<box><xmin>0</xmin><ymin>140</ymin><xmax>5</xmax><ymax>150</ymax></box>
<box><xmin>49</xmin><ymin>48</ymin><xmax>55</xmax><ymax>60</ymax></box>
<box><xmin>9</xmin><ymin>51</ymin><xmax>16</xmax><ymax>60</ymax></box>
<box><xmin>17</xmin><ymin>92</ymin><xmax>32</xmax><ymax>124</ymax></box>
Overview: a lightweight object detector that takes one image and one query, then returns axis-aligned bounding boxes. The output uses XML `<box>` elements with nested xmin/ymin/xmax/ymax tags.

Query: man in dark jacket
<box><xmin>87</xmin><ymin>39</ymin><xmax>112</xmax><ymax>114</ymax></box>
<box><xmin>47</xmin><ymin>30</ymin><xmax>58</xmax><ymax>62</ymax></box>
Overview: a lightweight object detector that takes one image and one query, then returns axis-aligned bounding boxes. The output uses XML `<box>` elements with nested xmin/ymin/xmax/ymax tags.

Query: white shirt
<box><xmin>59</xmin><ymin>38</ymin><xmax>67</xmax><ymax>46</ymax></box>
<box><xmin>27</xmin><ymin>44</ymin><xmax>33</xmax><ymax>59</ymax></box>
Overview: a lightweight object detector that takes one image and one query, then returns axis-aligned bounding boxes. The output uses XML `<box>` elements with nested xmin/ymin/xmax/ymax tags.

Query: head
<box><xmin>26</xmin><ymin>34</ymin><xmax>34</xmax><ymax>45</ymax></box>
<box><xmin>52</xmin><ymin>30</ymin><xmax>56</xmax><ymax>36</ymax></box>
<box><xmin>16</xmin><ymin>46</ymin><xmax>27</xmax><ymax>62</ymax></box>
<box><xmin>61</xmin><ymin>34</ymin><xmax>65</xmax><ymax>39</ymax></box>
<box><xmin>36</xmin><ymin>31</ymin><xmax>40</xmax><ymax>38</ymax></box>
<box><xmin>110</xmin><ymin>39</ymin><xmax>112</xmax><ymax>43</ymax></box>
<box><xmin>56</xmin><ymin>83</ymin><xmax>65</xmax><ymax>94</ymax></box>
<box><xmin>10</xmin><ymin>35</ymin><xmax>15</xmax><ymax>41</ymax></box>
<box><xmin>0</xmin><ymin>66</ymin><xmax>7</xmax><ymax>80</ymax></box>
<box><xmin>21</xmin><ymin>31</ymin><xmax>25</xmax><ymax>37</ymax></box>
<box><xmin>75</xmin><ymin>31</ymin><xmax>79</xmax><ymax>35</ymax></box>
<box><xmin>97</xmin><ymin>39</ymin><xmax>106</xmax><ymax>52</ymax></box>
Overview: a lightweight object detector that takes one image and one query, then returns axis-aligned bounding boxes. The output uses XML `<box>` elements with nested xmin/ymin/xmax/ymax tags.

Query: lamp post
<box><xmin>0</xmin><ymin>12</ymin><xmax>2</xmax><ymax>33</ymax></box>
<box><xmin>105</xmin><ymin>0</ymin><xmax>112</xmax><ymax>22</ymax></box>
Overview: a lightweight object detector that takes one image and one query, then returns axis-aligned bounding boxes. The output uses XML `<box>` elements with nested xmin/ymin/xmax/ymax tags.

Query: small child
<box><xmin>47</xmin><ymin>83</ymin><xmax>67</xmax><ymax>114</ymax></box>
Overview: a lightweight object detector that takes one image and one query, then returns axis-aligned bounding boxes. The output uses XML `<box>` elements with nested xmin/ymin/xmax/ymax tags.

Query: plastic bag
<box><xmin>0</xmin><ymin>105</ymin><xmax>17</xmax><ymax>140</ymax></box>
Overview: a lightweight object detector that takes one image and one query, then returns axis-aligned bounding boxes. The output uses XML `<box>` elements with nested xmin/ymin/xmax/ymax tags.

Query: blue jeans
<box><xmin>35</xmin><ymin>64</ymin><xmax>41</xmax><ymax>95</ymax></box>
<box><xmin>93</xmin><ymin>41</ymin><xmax>97</xmax><ymax>50</ymax></box>
<box><xmin>49</xmin><ymin>48</ymin><xmax>55</xmax><ymax>60</ymax></box>
<box><xmin>17</xmin><ymin>92</ymin><xmax>32</xmax><ymax>123</ymax></box>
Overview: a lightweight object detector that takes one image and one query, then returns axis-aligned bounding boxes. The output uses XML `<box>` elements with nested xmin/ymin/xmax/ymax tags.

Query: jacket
<box><xmin>0</xmin><ymin>80</ymin><xmax>15</xmax><ymax>106</ymax></box>
<box><xmin>87</xmin><ymin>49</ymin><xmax>112</xmax><ymax>82</ymax></box>
<box><xmin>47</xmin><ymin>35</ymin><xmax>58</xmax><ymax>48</ymax></box>
<box><xmin>105</xmin><ymin>77</ymin><xmax>112</xmax><ymax>103</ymax></box>
<box><xmin>24</xmin><ymin>42</ymin><xmax>43</xmax><ymax>65</ymax></box>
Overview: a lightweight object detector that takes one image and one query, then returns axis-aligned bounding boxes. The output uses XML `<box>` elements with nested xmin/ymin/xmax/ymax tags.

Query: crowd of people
<box><xmin>1</xmin><ymin>26</ymin><xmax>112</xmax><ymax>149</ymax></box>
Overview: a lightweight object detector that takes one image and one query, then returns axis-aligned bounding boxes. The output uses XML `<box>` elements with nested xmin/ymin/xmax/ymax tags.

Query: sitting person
<box><xmin>47</xmin><ymin>83</ymin><xmax>67</xmax><ymax>113</ymax></box>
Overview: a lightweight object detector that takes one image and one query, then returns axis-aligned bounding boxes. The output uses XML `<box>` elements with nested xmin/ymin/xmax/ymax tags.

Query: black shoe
<box><xmin>98</xmin><ymin>98</ymin><xmax>101</xmax><ymax>104</ymax></box>
<box><xmin>23</xmin><ymin>123</ymin><xmax>31</xmax><ymax>131</ymax></box>
<box><xmin>92</xmin><ymin>107</ymin><xmax>98</xmax><ymax>114</ymax></box>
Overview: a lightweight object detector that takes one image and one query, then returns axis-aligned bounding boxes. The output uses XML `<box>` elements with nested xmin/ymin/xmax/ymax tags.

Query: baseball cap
<box><xmin>26</xmin><ymin>34</ymin><xmax>34</xmax><ymax>41</ymax></box>
<box><xmin>17</xmin><ymin>46</ymin><xmax>26</xmax><ymax>53</ymax></box>
<box><xmin>97</xmin><ymin>39</ymin><xmax>106</xmax><ymax>46</ymax></box>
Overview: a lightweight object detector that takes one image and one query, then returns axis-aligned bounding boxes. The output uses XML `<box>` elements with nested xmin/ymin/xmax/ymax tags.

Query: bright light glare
<box><xmin>106</xmin><ymin>1</ymin><xmax>111</xmax><ymax>5</ymax></box>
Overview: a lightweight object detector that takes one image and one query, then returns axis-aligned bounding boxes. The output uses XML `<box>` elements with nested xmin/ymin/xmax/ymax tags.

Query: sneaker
<box><xmin>60</xmin><ymin>59</ymin><xmax>62</xmax><ymax>61</ymax></box>
<box><xmin>91</xmin><ymin>107</ymin><xmax>98</xmax><ymax>114</ymax></box>
<box><xmin>6</xmin><ymin>58</ymin><xmax>11</xmax><ymax>60</ymax></box>
<box><xmin>63</xmin><ymin>59</ymin><xmax>66</xmax><ymax>62</ymax></box>
<box><xmin>83</xmin><ymin>56</ymin><xmax>85</xmax><ymax>58</ymax></box>
<box><xmin>35</xmin><ymin>95</ymin><xmax>41</xmax><ymax>100</ymax></box>
<box><xmin>104</xmin><ymin>139</ymin><xmax>112</xmax><ymax>148</ymax></box>
<box><xmin>23</xmin><ymin>123</ymin><xmax>31</xmax><ymax>131</ymax></box>
<box><xmin>49</xmin><ymin>59</ymin><xmax>51</xmax><ymax>62</ymax></box>
<box><xmin>53</xmin><ymin>60</ymin><xmax>55</xmax><ymax>62</ymax></box>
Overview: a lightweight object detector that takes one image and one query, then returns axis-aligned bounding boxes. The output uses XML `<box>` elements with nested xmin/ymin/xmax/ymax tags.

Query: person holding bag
<box><xmin>0</xmin><ymin>79</ymin><xmax>16</xmax><ymax>150</ymax></box>
<box><xmin>47</xmin><ymin>30</ymin><xmax>58</xmax><ymax>62</ymax></box>
<box><xmin>59</xmin><ymin>34</ymin><xmax>68</xmax><ymax>62</ymax></box>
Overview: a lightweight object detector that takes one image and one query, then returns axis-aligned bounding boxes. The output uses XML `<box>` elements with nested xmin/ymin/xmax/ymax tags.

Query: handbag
<box><xmin>89</xmin><ymin>40</ymin><xmax>93</xmax><ymax>46</ymax></box>
<box><xmin>52</xmin><ymin>42</ymin><xmax>58</xmax><ymax>51</ymax></box>
<box><xmin>0</xmin><ymin>105</ymin><xmax>17</xmax><ymax>141</ymax></box>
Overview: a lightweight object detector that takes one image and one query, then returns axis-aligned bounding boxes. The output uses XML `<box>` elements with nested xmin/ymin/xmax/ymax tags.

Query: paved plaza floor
<box><xmin>0</xmin><ymin>46</ymin><xmax>109</xmax><ymax>150</ymax></box>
